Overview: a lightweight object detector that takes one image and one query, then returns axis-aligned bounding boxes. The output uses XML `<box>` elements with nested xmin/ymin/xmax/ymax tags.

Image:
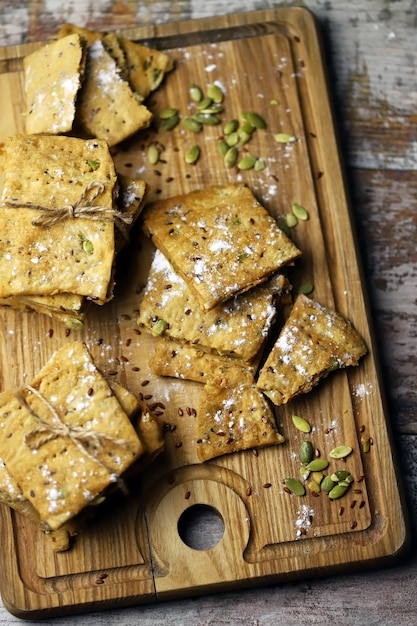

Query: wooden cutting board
<box><xmin>0</xmin><ymin>8</ymin><xmax>408</xmax><ymax>619</ymax></box>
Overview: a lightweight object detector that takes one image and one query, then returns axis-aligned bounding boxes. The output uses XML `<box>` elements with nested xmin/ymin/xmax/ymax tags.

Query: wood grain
<box><xmin>0</xmin><ymin>6</ymin><xmax>410</xmax><ymax>621</ymax></box>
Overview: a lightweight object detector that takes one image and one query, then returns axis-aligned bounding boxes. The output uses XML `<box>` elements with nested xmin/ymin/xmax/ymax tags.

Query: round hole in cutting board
<box><xmin>177</xmin><ymin>504</ymin><xmax>225</xmax><ymax>550</ymax></box>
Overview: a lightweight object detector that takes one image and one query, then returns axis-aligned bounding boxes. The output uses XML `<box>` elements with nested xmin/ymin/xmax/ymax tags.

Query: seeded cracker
<box><xmin>76</xmin><ymin>39</ymin><xmax>153</xmax><ymax>146</ymax></box>
<box><xmin>24</xmin><ymin>33</ymin><xmax>87</xmax><ymax>135</ymax></box>
<box><xmin>150</xmin><ymin>336</ymin><xmax>256</xmax><ymax>386</ymax></box>
<box><xmin>141</xmin><ymin>184</ymin><xmax>301</xmax><ymax>310</ymax></box>
<box><xmin>0</xmin><ymin>342</ymin><xmax>144</xmax><ymax>531</ymax></box>
<box><xmin>0</xmin><ymin>134</ymin><xmax>117</xmax><ymax>302</ymax></box>
<box><xmin>196</xmin><ymin>382</ymin><xmax>284</xmax><ymax>461</ymax></box>
<box><xmin>256</xmin><ymin>294</ymin><xmax>368</xmax><ymax>405</ymax></box>
<box><xmin>0</xmin><ymin>173</ymin><xmax>148</xmax><ymax>326</ymax></box>
<box><xmin>56</xmin><ymin>23</ymin><xmax>174</xmax><ymax>101</ymax></box>
<box><xmin>138</xmin><ymin>249</ymin><xmax>291</xmax><ymax>361</ymax></box>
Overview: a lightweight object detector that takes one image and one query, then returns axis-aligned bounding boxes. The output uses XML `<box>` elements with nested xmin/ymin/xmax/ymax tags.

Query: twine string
<box><xmin>1</xmin><ymin>181</ymin><xmax>133</xmax><ymax>232</ymax></box>
<box><xmin>15</xmin><ymin>385</ymin><xmax>131</xmax><ymax>477</ymax></box>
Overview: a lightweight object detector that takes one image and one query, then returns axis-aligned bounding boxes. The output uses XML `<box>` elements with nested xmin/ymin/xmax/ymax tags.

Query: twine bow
<box><xmin>15</xmin><ymin>385</ymin><xmax>131</xmax><ymax>478</ymax></box>
<box><xmin>1</xmin><ymin>181</ymin><xmax>133</xmax><ymax>232</ymax></box>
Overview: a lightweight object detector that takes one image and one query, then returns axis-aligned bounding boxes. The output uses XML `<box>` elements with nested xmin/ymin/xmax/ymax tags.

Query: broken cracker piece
<box><xmin>24</xmin><ymin>33</ymin><xmax>87</xmax><ymax>135</ymax></box>
<box><xmin>150</xmin><ymin>336</ymin><xmax>256</xmax><ymax>386</ymax></box>
<box><xmin>196</xmin><ymin>381</ymin><xmax>284</xmax><ymax>461</ymax></box>
<box><xmin>76</xmin><ymin>39</ymin><xmax>153</xmax><ymax>146</ymax></box>
<box><xmin>256</xmin><ymin>294</ymin><xmax>367</xmax><ymax>406</ymax></box>
<box><xmin>138</xmin><ymin>249</ymin><xmax>291</xmax><ymax>361</ymax></box>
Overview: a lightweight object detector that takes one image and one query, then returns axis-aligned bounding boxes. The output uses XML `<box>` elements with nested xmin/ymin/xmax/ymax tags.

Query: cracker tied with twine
<box><xmin>0</xmin><ymin>134</ymin><xmax>133</xmax><ymax>307</ymax></box>
<box><xmin>0</xmin><ymin>341</ymin><xmax>145</xmax><ymax>531</ymax></box>
<box><xmin>2</xmin><ymin>181</ymin><xmax>133</xmax><ymax>231</ymax></box>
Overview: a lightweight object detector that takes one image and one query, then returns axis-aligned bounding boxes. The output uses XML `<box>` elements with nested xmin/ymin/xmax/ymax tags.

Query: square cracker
<box><xmin>0</xmin><ymin>174</ymin><xmax>147</xmax><ymax>326</ymax></box>
<box><xmin>76</xmin><ymin>39</ymin><xmax>153</xmax><ymax>146</ymax></box>
<box><xmin>149</xmin><ymin>336</ymin><xmax>256</xmax><ymax>386</ymax></box>
<box><xmin>141</xmin><ymin>184</ymin><xmax>301</xmax><ymax>310</ymax></box>
<box><xmin>24</xmin><ymin>33</ymin><xmax>87</xmax><ymax>135</ymax></box>
<box><xmin>138</xmin><ymin>249</ymin><xmax>291</xmax><ymax>361</ymax></box>
<box><xmin>256</xmin><ymin>294</ymin><xmax>368</xmax><ymax>406</ymax></box>
<box><xmin>196</xmin><ymin>381</ymin><xmax>284</xmax><ymax>461</ymax></box>
<box><xmin>0</xmin><ymin>134</ymin><xmax>117</xmax><ymax>302</ymax></box>
<box><xmin>0</xmin><ymin>342</ymin><xmax>144</xmax><ymax>530</ymax></box>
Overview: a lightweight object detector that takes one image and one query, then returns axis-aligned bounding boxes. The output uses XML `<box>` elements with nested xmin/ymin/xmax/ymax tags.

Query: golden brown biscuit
<box><xmin>256</xmin><ymin>294</ymin><xmax>367</xmax><ymax>405</ymax></box>
<box><xmin>149</xmin><ymin>336</ymin><xmax>256</xmax><ymax>386</ymax></box>
<box><xmin>0</xmin><ymin>342</ymin><xmax>144</xmax><ymax>531</ymax></box>
<box><xmin>0</xmin><ymin>134</ymin><xmax>118</xmax><ymax>303</ymax></box>
<box><xmin>76</xmin><ymin>39</ymin><xmax>153</xmax><ymax>146</ymax></box>
<box><xmin>24</xmin><ymin>33</ymin><xmax>87</xmax><ymax>135</ymax></box>
<box><xmin>141</xmin><ymin>184</ymin><xmax>301</xmax><ymax>310</ymax></box>
<box><xmin>138</xmin><ymin>249</ymin><xmax>291</xmax><ymax>361</ymax></box>
<box><xmin>196</xmin><ymin>381</ymin><xmax>284</xmax><ymax>461</ymax></box>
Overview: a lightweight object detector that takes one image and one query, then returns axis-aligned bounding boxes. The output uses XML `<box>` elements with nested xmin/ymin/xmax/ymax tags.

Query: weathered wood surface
<box><xmin>0</xmin><ymin>1</ymin><xmax>416</xmax><ymax>625</ymax></box>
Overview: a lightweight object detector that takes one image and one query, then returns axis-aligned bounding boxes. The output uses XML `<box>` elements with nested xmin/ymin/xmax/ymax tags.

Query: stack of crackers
<box><xmin>23</xmin><ymin>24</ymin><xmax>174</xmax><ymax>146</ymax></box>
<box><xmin>0</xmin><ymin>133</ymin><xmax>148</xmax><ymax>327</ymax></box>
<box><xmin>138</xmin><ymin>183</ymin><xmax>367</xmax><ymax>461</ymax></box>
<box><xmin>0</xmin><ymin>341</ymin><xmax>164</xmax><ymax>551</ymax></box>
<box><xmin>138</xmin><ymin>183</ymin><xmax>301</xmax><ymax>460</ymax></box>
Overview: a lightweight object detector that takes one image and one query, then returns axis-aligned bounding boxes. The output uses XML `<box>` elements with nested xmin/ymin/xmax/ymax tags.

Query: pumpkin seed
<box><xmin>240</xmin><ymin>122</ymin><xmax>255</xmax><ymax>135</ymax></box>
<box><xmin>217</xmin><ymin>139</ymin><xmax>229</xmax><ymax>157</ymax></box>
<box><xmin>224</xmin><ymin>119</ymin><xmax>239</xmax><ymax>135</ymax></box>
<box><xmin>300</xmin><ymin>466</ymin><xmax>310</xmax><ymax>481</ymax></box>
<box><xmin>329</xmin><ymin>445</ymin><xmax>353</xmax><ymax>459</ymax></box>
<box><xmin>254</xmin><ymin>158</ymin><xmax>266</xmax><ymax>171</ymax></box>
<box><xmin>305</xmin><ymin>459</ymin><xmax>329</xmax><ymax>472</ymax></box>
<box><xmin>292</xmin><ymin>414</ymin><xmax>311</xmax><ymax>433</ymax></box>
<box><xmin>274</xmin><ymin>133</ymin><xmax>297</xmax><ymax>143</ymax></box>
<box><xmin>207</xmin><ymin>83</ymin><xmax>224</xmax><ymax>103</ymax></box>
<box><xmin>193</xmin><ymin>113</ymin><xmax>221</xmax><ymax>126</ymax></box>
<box><xmin>285</xmin><ymin>477</ymin><xmax>305</xmax><ymax>496</ymax></box>
<box><xmin>299</xmin><ymin>440</ymin><xmax>314</xmax><ymax>464</ymax></box>
<box><xmin>270</xmin><ymin>98</ymin><xmax>280</xmax><ymax>105</ymax></box>
<box><xmin>330</xmin><ymin>470</ymin><xmax>352</xmax><ymax>482</ymax></box>
<box><xmin>241</xmin><ymin>111</ymin><xmax>266</xmax><ymax>129</ymax></box>
<box><xmin>224</xmin><ymin>146</ymin><xmax>238</xmax><ymax>168</ymax></box>
<box><xmin>189</xmin><ymin>84</ymin><xmax>203</xmax><ymax>102</ymax></box>
<box><xmin>328</xmin><ymin>483</ymin><xmax>349</xmax><ymax>500</ymax></box>
<box><xmin>199</xmin><ymin>104</ymin><xmax>223</xmax><ymax>115</ymax></box>
<box><xmin>159</xmin><ymin>107</ymin><xmax>179</xmax><ymax>119</ymax></box>
<box><xmin>147</xmin><ymin>144</ymin><xmax>160</xmax><ymax>165</ymax></box>
<box><xmin>226</xmin><ymin>132</ymin><xmax>239</xmax><ymax>147</ymax></box>
<box><xmin>361</xmin><ymin>435</ymin><xmax>371</xmax><ymax>453</ymax></box>
<box><xmin>151</xmin><ymin>319</ymin><xmax>168</xmax><ymax>337</ymax></box>
<box><xmin>185</xmin><ymin>145</ymin><xmax>200</xmax><ymax>164</ymax></box>
<box><xmin>321</xmin><ymin>475</ymin><xmax>337</xmax><ymax>493</ymax></box>
<box><xmin>182</xmin><ymin>116</ymin><xmax>203</xmax><ymax>132</ymax></box>
<box><xmin>292</xmin><ymin>203</ymin><xmax>309</xmax><ymax>221</ymax></box>
<box><xmin>237</xmin><ymin>130</ymin><xmax>252</xmax><ymax>146</ymax></box>
<box><xmin>82</xmin><ymin>239</ymin><xmax>94</xmax><ymax>255</ymax></box>
<box><xmin>197</xmin><ymin>97</ymin><xmax>213</xmax><ymax>110</ymax></box>
<box><xmin>162</xmin><ymin>113</ymin><xmax>180</xmax><ymax>130</ymax></box>
<box><xmin>286</xmin><ymin>212</ymin><xmax>298</xmax><ymax>228</ymax></box>
<box><xmin>297</xmin><ymin>283</ymin><xmax>314</xmax><ymax>295</ymax></box>
<box><xmin>237</xmin><ymin>155</ymin><xmax>257</xmax><ymax>170</ymax></box>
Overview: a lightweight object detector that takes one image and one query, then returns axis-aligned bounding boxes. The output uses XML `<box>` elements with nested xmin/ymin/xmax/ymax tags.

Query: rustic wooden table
<box><xmin>0</xmin><ymin>1</ymin><xmax>416</xmax><ymax>624</ymax></box>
